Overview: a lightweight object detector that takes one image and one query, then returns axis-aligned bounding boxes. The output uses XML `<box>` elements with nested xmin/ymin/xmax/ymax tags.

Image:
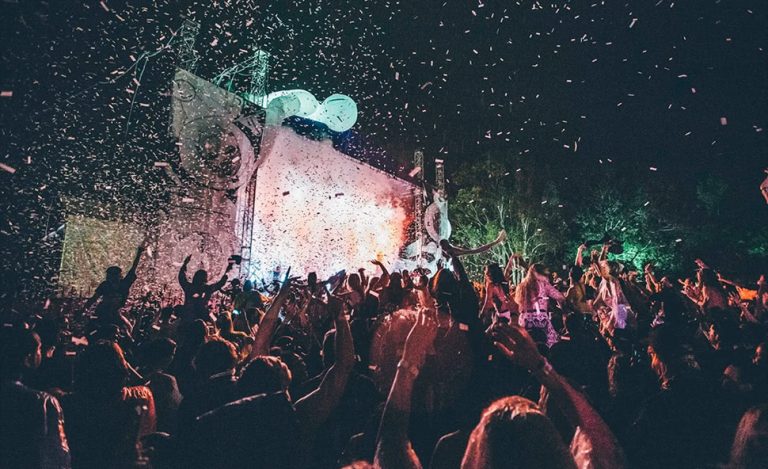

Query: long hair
<box><xmin>486</xmin><ymin>263</ymin><xmax>509</xmax><ymax>296</ymax></box>
<box><xmin>461</xmin><ymin>396</ymin><xmax>576</xmax><ymax>469</ymax></box>
<box><xmin>728</xmin><ymin>404</ymin><xmax>768</xmax><ymax>469</ymax></box>
<box><xmin>514</xmin><ymin>264</ymin><xmax>547</xmax><ymax>309</ymax></box>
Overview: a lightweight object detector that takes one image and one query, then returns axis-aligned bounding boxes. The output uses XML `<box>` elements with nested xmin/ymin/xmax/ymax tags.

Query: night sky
<box><xmin>1</xmin><ymin>1</ymin><xmax>766</xmax><ymax>293</ymax></box>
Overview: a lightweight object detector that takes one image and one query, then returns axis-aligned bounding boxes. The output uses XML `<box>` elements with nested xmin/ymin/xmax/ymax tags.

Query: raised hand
<box><xmin>183</xmin><ymin>255</ymin><xmax>192</xmax><ymax>265</ymax></box>
<box><xmin>491</xmin><ymin>323</ymin><xmax>544</xmax><ymax>371</ymax></box>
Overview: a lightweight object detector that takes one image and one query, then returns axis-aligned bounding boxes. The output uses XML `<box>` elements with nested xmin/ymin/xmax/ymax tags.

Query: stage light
<box><xmin>259</xmin><ymin>89</ymin><xmax>358</xmax><ymax>132</ymax></box>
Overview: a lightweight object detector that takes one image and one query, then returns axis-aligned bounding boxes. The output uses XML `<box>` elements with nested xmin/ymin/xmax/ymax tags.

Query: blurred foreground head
<box><xmin>461</xmin><ymin>396</ymin><xmax>576</xmax><ymax>469</ymax></box>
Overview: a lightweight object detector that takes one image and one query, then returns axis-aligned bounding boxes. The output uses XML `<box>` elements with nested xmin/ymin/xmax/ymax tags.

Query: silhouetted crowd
<box><xmin>2</xmin><ymin>240</ymin><xmax>767</xmax><ymax>469</ymax></box>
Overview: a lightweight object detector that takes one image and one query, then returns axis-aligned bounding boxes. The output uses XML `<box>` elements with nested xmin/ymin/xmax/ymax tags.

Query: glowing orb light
<box><xmin>260</xmin><ymin>89</ymin><xmax>358</xmax><ymax>132</ymax></box>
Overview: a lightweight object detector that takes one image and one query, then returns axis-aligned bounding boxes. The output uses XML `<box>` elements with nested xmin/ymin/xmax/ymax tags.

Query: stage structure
<box><xmin>58</xmin><ymin>31</ymin><xmax>451</xmax><ymax>296</ymax></box>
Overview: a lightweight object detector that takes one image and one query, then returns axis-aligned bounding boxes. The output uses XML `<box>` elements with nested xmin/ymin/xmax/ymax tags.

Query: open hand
<box><xmin>491</xmin><ymin>323</ymin><xmax>544</xmax><ymax>371</ymax></box>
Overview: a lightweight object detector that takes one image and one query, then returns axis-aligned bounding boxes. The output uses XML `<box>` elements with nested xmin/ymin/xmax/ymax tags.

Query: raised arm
<box><xmin>295</xmin><ymin>295</ymin><xmax>355</xmax><ymax>432</ymax></box>
<box><xmin>178</xmin><ymin>255</ymin><xmax>191</xmax><ymax>289</ymax></box>
<box><xmin>127</xmin><ymin>238</ymin><xmax>147</xmax><ymax>277</ymax></box>
<box><xmin>449</xmin><ymin>253</ymin><xmax>471</xmax><ymax>287</ymax></box>
<box><xmin>644</xmin><ymin>263</ymin><xmax>660</xmax><ymax>294</ymax></box>
<box><xmin>480</xmin><ymin>281</ymin><xmax>494</xmax><ymax>314</ymax></box>
<box><xmin>83</xmin><ymin>286</ymin><xmax>103</xmax><ymax>310</ymax></box>
<box><xmin>492</xmin><ymin>324</ymin><xmax>626</xmax><ymax>469</ymax></box>
<box><xmin>503</xmin><ymin>254</ymin><xmax>517</xmax><ymax>280</ymax></box>
<box><xmin>599</xmin><ymin>243</ymin><xmax>610</xmax><ymax>262</ymax></box>
<box><xmin>371</xmin><ymin>259</ymin><xmax>390</xmax><ymax>287</ymax></box>
<box><xmin>208</xmin><ymin>260</ymin><xmax>235</xmax><ymax>293</ymax></box>
<box><xmin>249</xmin><ymin>281</ymin><xmax>292</xmax><ymax>358</ymax></box>
<box><xmin>544</xmin><ymin>281</ymin><xmax>566</xmax><ymax>304</ymax></box>
<box><xmin>575</xmin><ymin>244</ymin><xmax>587</xmax><ymax>268</ymax></box>
<box><xmin>374</xmin><ymin>310</ymin><xmax>437</xmax><ymax>469</ymax></box>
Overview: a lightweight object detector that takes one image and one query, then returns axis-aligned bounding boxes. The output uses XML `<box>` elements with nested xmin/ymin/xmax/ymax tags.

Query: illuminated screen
<box><xmin>250</xmin><ymin>128</ymin><xmax>415</xmax><ymax>279</ymax></box>
<box><xmin>59</xmin><ymin>215</ymin><xmax>144</xmax><ymax>295</ymax></box>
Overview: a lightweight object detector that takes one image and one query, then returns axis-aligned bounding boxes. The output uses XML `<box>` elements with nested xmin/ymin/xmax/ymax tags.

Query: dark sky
<box><xmin>1</xmin><ymin>0</ymin><xmax>766</xmax><ymax>244</ymax></box>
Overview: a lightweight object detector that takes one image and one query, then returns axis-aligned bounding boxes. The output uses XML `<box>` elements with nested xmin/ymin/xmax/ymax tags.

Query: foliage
<box><xmin>448</xmin><ymin>158</ymin><xmax>567</xmax><ymax>279</ymax></box>
<box><xmin>570</xmin><ymin>188</ymin><xmax>682</xmax><ymax>273</ymax></box>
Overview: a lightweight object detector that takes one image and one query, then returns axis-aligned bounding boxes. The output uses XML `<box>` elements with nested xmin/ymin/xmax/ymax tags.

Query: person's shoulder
<box><xmin>150</xmin><ymin>372</ymin><xmax>178</xmax><ymax>388</ymax></box>
<box><xmin>4</xmin><ymin>381</ymin><xmax>65</xmax><ymax>415</ymax></box>
<box><xmin>3</xmin><ymin>380</ymin><xmax>54</xmax><ymax>401</ymax></box>
<box><xmin>200</xmin><ymin>391</ymin><xmax>296</xmax><ymax>423</ymax></box>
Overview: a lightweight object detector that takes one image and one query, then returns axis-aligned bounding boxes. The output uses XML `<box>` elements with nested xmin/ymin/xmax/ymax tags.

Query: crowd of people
<box><xmin>2</xmin><ymin>237</ymin><xmax>767</xmax><ymax>469</ymax></box>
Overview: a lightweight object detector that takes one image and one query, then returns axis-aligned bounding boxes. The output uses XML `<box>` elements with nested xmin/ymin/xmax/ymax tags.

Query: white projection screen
<box><xmin>249</xmin><ymin>127</ymin><xmax>415</xmax><ymax>280</ymax></box>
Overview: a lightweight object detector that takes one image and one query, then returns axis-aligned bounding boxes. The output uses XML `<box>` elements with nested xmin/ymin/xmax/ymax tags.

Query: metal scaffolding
<box><xmin>212</xmin><ymin>50</ymin><xmax>270</xmax><ymax>105</ymax></box>
<box><xmin>176</xmin><ymin>19</ymin><xmax>200</xmax><ymax>73</ymax></box>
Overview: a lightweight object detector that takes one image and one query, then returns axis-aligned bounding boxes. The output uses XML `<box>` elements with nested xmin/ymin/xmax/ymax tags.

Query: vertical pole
<box><xmin>413</xmin><ymin>150</ymin><xmax>425</xmax><ymax>268</ymax></box>
<box><xmin>176</xmin><ymin>19</ymin><xmax>200</xmax><ymax>73</ymax></box>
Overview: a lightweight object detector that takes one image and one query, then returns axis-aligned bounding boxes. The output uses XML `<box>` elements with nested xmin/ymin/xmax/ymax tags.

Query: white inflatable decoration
<box><xmin>256</xmin><ymin>89</ymin><xmax>358</xmax><ymax>132</ymax></box>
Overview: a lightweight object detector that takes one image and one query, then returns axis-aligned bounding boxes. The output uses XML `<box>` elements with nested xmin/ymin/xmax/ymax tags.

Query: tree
<box><xmin>571</xmin><ymin>188</ymin><xmax>682</xmax><ymax>273</ymax></box>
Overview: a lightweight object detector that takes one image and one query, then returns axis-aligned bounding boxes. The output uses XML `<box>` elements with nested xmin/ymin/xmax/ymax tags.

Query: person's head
<box><xmin>1</xmin><ymin>327</ymin><xmax>42</xmax><ymax>380</ymax></box>
<box><xmin>239</xmin><ymin>356</ymin><xmax>292</xmax><ymax>398</ymax></box>
<box><xmin>402</xmin><ymin>270</ymin><xmax>415</xmax><ymax>288</ymax></box>
<box><xmin>75</xmin><ymin>341</ymin><xmax>130</xmax><ymax>396</ymax></box>
<box><xmin>192</xmin><ymin>269</ymin><xmax>208</xmax><ymax>287</ymax></box>
<box><xmin>647</xmin><ymin>325</ymin><xmax>686</xmax><ymax>387</ymax></box>
<box><xmin>564</xmin><ymin>313</ymin><xmax>587</xmax><ymax>341</ymax></box>
<box><xmin>516</xmin><ymin>264</ymin><xmax>548</xmax><ymax>305</ymax></box>
<box><xmin>307</xmin><ymin>272</ymin><xmax>318</xmax><ymax>287</ymax></box>
<box><xmin>389</xmin><ymin>272</ymin><xmax>403</xmax><ymax>289</ymax></box>
<box><xmin>182</xmin><ymin>319</ymin><xmax>208</xmax><ymax>348</ymax></box>
<box><xmin>34</xmin><ymin>318</ymin><xmax>61</xmax><ymax>354</ymax></box>
<box><xmin>141</xmin><ymin>338</ymin><xmax>177</xmax><ymax>372</ymax></box>
<box><xmin>243</xmin><ymin>279</ymin><xmax>254</xmax><ymax>292</ymax></box>
<box><xmin>485</xmin><ymin>263</ymin><xmax>505</xmax><ymax>285</ymax></box>
<box><xmin>727</xmin><ymin>404</ymin><xmax>768</xmax><ymax>469</ymax></box>
<box><xmin>461</xmin><ymin>396</ymin><xmax>577</xmax><ymax>469</ymax></box>
<box><xmin>348</xmin><ymin>273</ymin><xmax>362</xmax><ymax>291</ymax></box>
<box><xmin>598</xmin><ymin>260</ymin><xmax>620</xmax><ymax>279</ymax></box>
<box><xmin>216</xmin><ymin>311</ymin><xmax>234</xmax><ymax>333</ymax></box>
<box><xmin>568</xmin><ymin>265</ymin><xmax>584</xmax><ymax>285</ymax></box>
<box><xmin>526</xmin><ymin>263</ymin><xmax>549</xmax><ymax>282</ymax></box>
<box><xmin>105</xmin><ymin>266</ymin><xmax>122</xmax><ymax>283</ymax></box>
<box><xmin>194</xmin><ymin>337</ymin><xmax>237</xmax><ymax>380</ymax></box>
<box><xmin>430</xmin><ymin>268</ymin><xmax>459</xmax><ymax>313</ymax></box>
